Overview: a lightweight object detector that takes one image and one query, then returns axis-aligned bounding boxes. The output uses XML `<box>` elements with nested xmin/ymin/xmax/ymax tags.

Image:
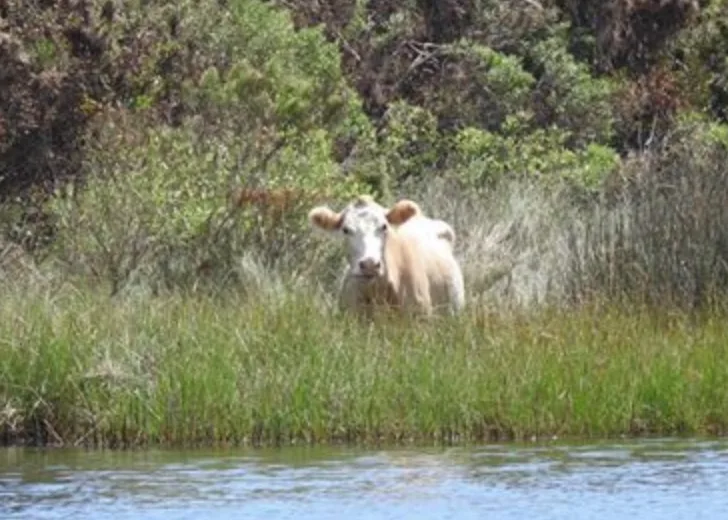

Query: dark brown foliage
<box><xmin>614</xmin><ymin>65</ymin><xmax>687</xmax><ymax>151</ymax></box>
<box><xmin>417</xmin><ymin>0</ymin><xmax>476</xmax><ymax>43</ymax></box>
<box><xmin>558</xmin><ymin>0</ymin><xmax>700</xmax><ymax>73</ymax></box>
<box><xmin>273</xmin><ymin>0</ymin><xmax>357</xmax><ymax>37</ymax></box>
<box><xmin>0</xmin><ymin>0</ymin><xmax>216</xmax><ymax>202</ymax></box>
<box><xmin>0</xmin><ymin>27</ymin><xmax>88</xmax><ymax>196</ymax></box>
<box><xmin>0</xmin><ymin>0</ymin><xmax>718</xmax><ymax>209</ymax></box>
<box><xmin>2</xmin><ymin>0</ymin><xmax>728</xmax><ymax>272</ymax></box>
<box><xmin>278</xmin><ymin>0</ymin><xmax>708</xmax><ymax>143</ymax></box>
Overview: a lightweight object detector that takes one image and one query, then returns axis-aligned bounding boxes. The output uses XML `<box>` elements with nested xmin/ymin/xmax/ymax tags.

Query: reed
<box><xmin>2</xmin><ymin>277</ymin><xmax>727</xmax><ymax>448</ymax></box>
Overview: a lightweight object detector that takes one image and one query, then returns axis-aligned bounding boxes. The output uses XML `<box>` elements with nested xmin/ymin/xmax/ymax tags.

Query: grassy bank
<box><xmin>2</xmin><ymin>279</ymin><xmax>727</xmax><ymax>449</ymax></box>
<box><xmin>3</xmin><ymin>0</ymin><xmax>728</xmax><ymax>452</ymax></box>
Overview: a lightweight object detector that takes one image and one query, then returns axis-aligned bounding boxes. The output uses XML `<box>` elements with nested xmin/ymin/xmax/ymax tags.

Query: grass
<box><xmin>3</xmin><ymin>123</ymin><xmax>728</xmax><ymax>449</ymax></box>
<box><xmin>2</xmin><ymin>277</ymin><xmax>728</xmax><ymax>449</ymax></box>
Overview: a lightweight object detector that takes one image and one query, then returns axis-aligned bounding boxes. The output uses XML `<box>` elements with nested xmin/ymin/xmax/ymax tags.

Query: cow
<box><xmin>308</xmin><ymin>194</ymin><xmax>465</xmax><ymax>317</ymax></box>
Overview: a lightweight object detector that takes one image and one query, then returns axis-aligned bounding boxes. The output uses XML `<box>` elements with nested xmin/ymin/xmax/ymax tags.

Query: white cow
<box><xmin>308</xmin><ymin>195</ymin><xmax>465</xmax><ymax>317</ymax></box>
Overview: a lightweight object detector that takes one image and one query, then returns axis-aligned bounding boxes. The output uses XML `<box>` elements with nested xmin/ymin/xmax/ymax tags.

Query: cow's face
<box><xmin>309</xmin><ymin>195</ymin><xmax>421</xmax><ymax>280</ymax></box>
<box><xmin>339</xmin><ymin>201</ymin><xmax>390</xmax><ymax>278</ymax></box>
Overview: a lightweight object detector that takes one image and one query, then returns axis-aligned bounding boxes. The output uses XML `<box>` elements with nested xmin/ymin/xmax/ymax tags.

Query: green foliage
<box><xmin>578</xmin><ymin>143</ymin><xmax>622</xmax><ymax>188</ymax></box>
<box><xmin>422</xmin><ymin>40</ymin><xmax>535</xmax><ymax>131</ymax></box>
<box><xmin>2</xmin><ymin>281</ymin><xmax>728</xmax><ymax>448</ymax></box>
<box><xmin>5</xmin><ymin>0</ymin><xmax>728</xmax><ymax>311</ymax></box>
<box><xmin>448</xmin><ymin>115</ymin><xmax>619</xmax><ymax>189</ymax></box>
<box><xmin>30</xmin><ymin>37</ymin><xmax>61</xmax><ymax>68</ymax></box>
<box><xmin>528</xmin><ymin>30</ymin><xmax>617</xmax><ymax>147</ymax></box>
<box><xmin>43</xmin><ymin>0</ymin><xmax>373</xmax><ymax>293</ymax></box>
<box><xmin>453</xmin><ymin>39</ymin><xmax>536</xmax><ymax>109</ymax></box>
<box><xmin>671</xmin><ymin>2</ymin><xmax>728</xmax><ymax>118</ymax></box>
<box><xmin>376</xmin><ymin>101</ymin><xmax>441</xmax><ymax>181</ymax></box>
<box><xmin>51</xmin><ymin>122</ymin><xmax>227</xmax><ymax>249</ymax></box>
<box><xmin>194</xmin><ymin>0</ymin><xmax>352</xmax><ymax>128</ymax></box>
<box><xmin>674</xmin><ymin>110</ymin><xmax>728</xmax><ymax>148</ymax></box>
<box><xmin>48</xmin><ymin>114</ymin><xmax>365</xmax><ymax>293</ymax></box>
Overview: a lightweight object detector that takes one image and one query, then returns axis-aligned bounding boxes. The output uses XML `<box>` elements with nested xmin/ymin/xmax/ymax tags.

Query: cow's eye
<box><xmin>379</xmin><ymin>223</ymin><xmax>388</xmax><ymax>233</ymax></box>
<box><xmin>342</xmin><ymin>226</ymin><xmax>352</xmax><ymax>235</ymax></box>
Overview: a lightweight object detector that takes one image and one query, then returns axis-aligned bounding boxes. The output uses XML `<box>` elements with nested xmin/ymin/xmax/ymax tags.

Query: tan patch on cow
<box><xmin>386</xmin><ymin>199</ymin><xmax>422</xmax><ymax>226</ymax></box>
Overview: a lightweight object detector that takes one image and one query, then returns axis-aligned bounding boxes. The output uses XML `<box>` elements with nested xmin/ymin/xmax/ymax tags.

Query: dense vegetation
<box><xmin>1</xmin><ymin>0</ymin><xmax>727</xmax><ymax>302</ymax></box>
<box><xmin>3</xmin><ymin>0</ymin><xmax>728</xmax><ymax>447</ymax></box>
<box><xmin>2</xmin><ymin>283</ymin><xmax>728</xmax><ymax>448</ymax></box>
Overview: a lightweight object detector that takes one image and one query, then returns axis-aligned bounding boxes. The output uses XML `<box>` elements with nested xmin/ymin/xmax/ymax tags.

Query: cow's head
<box><xmin>309</xmin><ymin>195</ymin><xmax>421</xmax><ymax>279</ymax></box>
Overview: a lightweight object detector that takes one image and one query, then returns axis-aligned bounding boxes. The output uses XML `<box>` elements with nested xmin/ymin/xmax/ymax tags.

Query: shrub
<box><xmin>668</xmin><ymin>1</ymin><xmax>728</xmax><ymax>122</ymax></box>
<box><xmin>446</xmin><ymin>114</ymin><xmax>619</xmax><ymax>189</ymax></box>
<box><xmin>48</xmin><ymin>109</ymin><xmax>366</xmax><ymax>295</ymax></box>
<box><xmin>527</xmin><ymin>29</ymin><xmax>617</xmax><ymax>148</ymax></box>
<box><xmin>370</xmin><ymin>100</ymin><xmax>441</xmax><ymax>185</ymax></box>
<box><xmin>44</xmin><ymin>0</ymin><xmax>374</xmax><ymax>295</ymax></box>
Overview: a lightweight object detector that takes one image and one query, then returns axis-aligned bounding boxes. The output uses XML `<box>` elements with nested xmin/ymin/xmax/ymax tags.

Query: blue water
<box><xmin>2</xmin><ymin>437</ymin><xmax>727</xmax><ymax>519</ymax></box>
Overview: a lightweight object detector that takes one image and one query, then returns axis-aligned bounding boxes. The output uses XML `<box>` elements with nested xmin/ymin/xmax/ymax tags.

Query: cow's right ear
<box><xmin>386</xmin><ymin>199</ymin><xmax>421</xmax><ymax>225</ymax></box>
<box><xmin>308</xmin><ymin>206</ymin><xmax>343</xmax><ymax>232</ymax></box>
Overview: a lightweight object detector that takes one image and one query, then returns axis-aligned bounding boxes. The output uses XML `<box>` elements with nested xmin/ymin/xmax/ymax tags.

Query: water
<box><xmin>2</xmin><ymin>437</ymin><xmax>727</xmax><ymax>519</ymax></box>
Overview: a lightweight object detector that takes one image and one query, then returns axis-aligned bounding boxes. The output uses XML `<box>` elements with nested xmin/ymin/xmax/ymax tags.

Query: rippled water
<box><xmin>2</xmin><ymin>437</ymin><xmax>727</xmax><ymax>519</ymax></box>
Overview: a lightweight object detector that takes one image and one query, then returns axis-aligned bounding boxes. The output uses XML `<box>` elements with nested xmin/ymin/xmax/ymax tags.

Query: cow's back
<box><xmin>398</xmin><ymin>216</ymin><xmax>456</xmax><ymax>246</ymax></box>
<box><xmin>397</xmin><ymin>217</ymin><xmax>465</xmax><ymax>313</ymax></box>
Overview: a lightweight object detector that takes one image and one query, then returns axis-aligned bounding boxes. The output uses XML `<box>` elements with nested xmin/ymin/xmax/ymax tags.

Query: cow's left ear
<box><xmin>386</xmin><ymin>199</ymin><xmax>421</xmax><ymax>225</ymax></box>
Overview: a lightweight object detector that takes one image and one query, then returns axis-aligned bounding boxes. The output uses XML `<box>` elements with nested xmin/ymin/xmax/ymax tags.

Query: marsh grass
<box><xmin>401</xmin><ymin>177</ymin><xmax>578</xmax><ymax>308</ymax></box>
<box><xmin>3</xmin><ymin>121</ymin><xmax>728</xmax><ymax>449</ymax></box>
<box><xmin>2</xmin><ymin>274</ymin><xmax>728</xmax><ymax>449</ymax></box>
<box><xmin>404</xmin><ymin>125</ymin><xmax>728</xmax><ymax>312</ymax></box>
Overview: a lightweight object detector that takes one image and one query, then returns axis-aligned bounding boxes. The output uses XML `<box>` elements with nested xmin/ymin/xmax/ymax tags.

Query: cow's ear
<box><xmin>386</xmin><ymin>199</ymin><xmax>421</xmax><ymax>225</ymax></box>
<box><xmin>309</xmin><ymin>206</ymin><xmax>343</xmax><ymax>231</ymax></box>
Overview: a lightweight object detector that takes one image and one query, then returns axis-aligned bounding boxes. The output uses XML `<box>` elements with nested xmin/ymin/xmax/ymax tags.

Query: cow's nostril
<box><xmin>359</xmin><ymin>259</ymin><xmax>380</xmax><ymax>272</ymax></box>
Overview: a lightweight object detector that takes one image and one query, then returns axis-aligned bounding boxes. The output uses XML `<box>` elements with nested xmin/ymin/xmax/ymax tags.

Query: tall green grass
<box><xmin>2</xmin><ymin>278</ymin><xmax>727</xmax><ymax>449</ymax></box>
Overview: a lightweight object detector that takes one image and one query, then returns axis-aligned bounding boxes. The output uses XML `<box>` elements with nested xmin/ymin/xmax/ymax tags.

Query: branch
<box><xmin>333</xmin><ymin>29</ymin><xmax>361</xmax><ymax>63</ymax></box>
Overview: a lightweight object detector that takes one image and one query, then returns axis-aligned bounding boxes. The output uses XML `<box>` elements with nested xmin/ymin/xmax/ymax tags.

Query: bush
<box><xmin>556</xmin><ymin>0</ymin><xmax>699</xmax><ymax>73</ymax></box>
<box><xmin>43</xmin><ymin>0</ymin><xmax>374</xmax><ymax>295</ymax></box>
<box><xmin>669</xmin><ymin>1</ymin><xmax>728</xmax><ymax>122</ymax></box>
<box><xmin>411</xmin><ymin>39</ymin><xmax>536</xmax><ymax>132</ymax></box>
<box><xmin>527</xmin><ymin>29</ymin><xmax>617</xmax><ymax>148</ymax></box>
<box><xmin>446</xmin><ymin>114</ymin><xmax>619</xmax><ymax>189</ymax></box>
<box><xmin>48</xmin><ymin>110</ymin><xmax>366</xmax><ymax>295</ymax></box>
